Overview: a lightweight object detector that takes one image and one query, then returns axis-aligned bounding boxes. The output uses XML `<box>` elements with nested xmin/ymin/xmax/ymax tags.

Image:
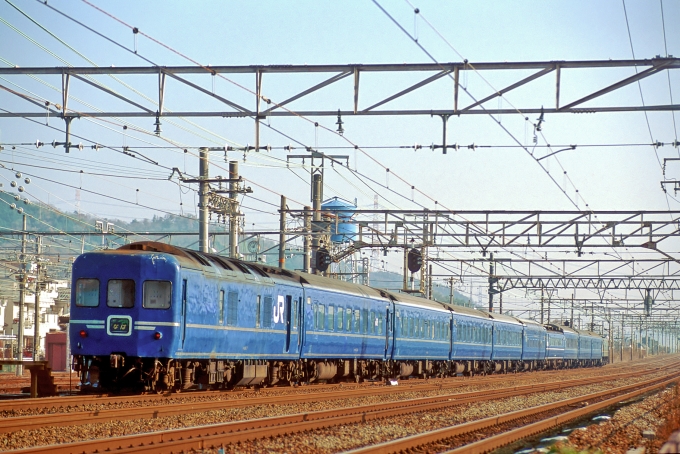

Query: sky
<box><xmin>0</xmin><ymin>0</ymin><xmax>679</xmax><ymax>322</ymax></box>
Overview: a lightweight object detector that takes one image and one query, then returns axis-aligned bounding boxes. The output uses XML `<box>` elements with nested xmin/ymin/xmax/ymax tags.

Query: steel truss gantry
<box><xmin>285</xmin><ymin>209</ymin><xmax>680</xmax><ymax>251</ymax></box>
<box><xmin>1</xmin><ymin>58</ymin><xmax>678</xmax><ymax>120</ymax></box>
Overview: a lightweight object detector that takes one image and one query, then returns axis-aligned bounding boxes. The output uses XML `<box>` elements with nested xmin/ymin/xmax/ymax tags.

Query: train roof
<box><xmin>487</xmin><ymin>312</ymin><xmax>523</xmax><ymax>325</ymax></box>
<box><xmin>385</xmin><ymin>291</ymin><xmax>462</xmax><ymax>314</ymax></box>
<box><xmin>116</xmin><ymin>242</ymin><xmax>390</xmax><ymax>300</ymax></box>
<box><xmin>513</xmin><ymin>317</ymin><xmax>546</xmax><ymax>329</ymax></box>
<box><xmin>572</xmin><ymin>328</ymin><xmax>603</xmax><ymax>338</ymax></box>
<box><xmin>292</xmin><ymin>270</ymin><xmax>389</xmax><ymax>300</ymax></box>
<box><xmin>545</xmin><ymin>324</ymin><xmax>566</xmax><ymax>333</ymax></box>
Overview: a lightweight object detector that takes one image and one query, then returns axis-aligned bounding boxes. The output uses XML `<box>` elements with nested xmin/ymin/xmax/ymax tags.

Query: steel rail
<box><xmin>7</xmin><ymin>361</ymin><xmax>677</xmax><ymax>453</ymax></box>
<box><xmin>0</xmin><ymin>356</ymin><xmax>666</xmax><ymax>413</ymax></box>
<box><xmin>346</xmin><ymin>372</ymin><xmax>680</xmax><ymax>453</ymax></box>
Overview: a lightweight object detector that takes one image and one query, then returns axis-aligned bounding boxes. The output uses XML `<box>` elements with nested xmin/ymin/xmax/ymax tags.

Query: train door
<box><xmin>284</xmin><ymin>295</ymin><xmax>292</xmax><ymax>352</ymax></box>
<box><xmin>383</xmin><ymin>304</ymin><xmax>394</xmax><ymax>360</ymax></box>
<box><xmin>296</xmin><ymin>296</ymin><xmax>303</xmax><ymax>352</ymax></box>
<box><xmin>448</xmin><ymin>316</ymin><xmax>454</xmax><ymax>359</ymax></box>
<box><xmin>181</xmin><ymin>279</ymin><xmax>187</xmax><ymax>349</ymax></box>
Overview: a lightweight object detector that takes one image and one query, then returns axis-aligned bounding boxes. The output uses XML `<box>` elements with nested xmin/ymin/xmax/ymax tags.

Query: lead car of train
<box><xmin>69</xmin><ymin>241</ymin><xmax>606</xmax><ymax>392</ymax></box>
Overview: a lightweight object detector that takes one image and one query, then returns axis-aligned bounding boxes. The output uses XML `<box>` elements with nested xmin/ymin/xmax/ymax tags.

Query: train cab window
<box><xmin>263</xmin><ymin>296</ymin><xmax>273</xmax><ymax>328</ymax></box>
<box><xmin>328</xmin><ymin>306</ymin><xmax>335</xmax><ymax>331</ymax></box>
<box><xmin>255</xmin><ymin>296</ymin><xmax>261</xmax><ymax>328</ymax></box>
<box><xmin>227</xmin><ymin>292</ymin><xmax>238</xmax><ymax>325</ymax></box>
<box><xmin>107</xmin><ymin>279</ymin><xmax>135</xmax><ymax>308</ymax></box>
<box><xmin>75</xmin><ymin>278</ymin><xmax>99</xmax><ymax>307</ymax></box>
<box><xmin>353</xmin><ymin>309</ymin><xmax>360</xmax><ymax>333</ymax></box>
<box><xmin>346</xmin><ymin>308</ymin><xmax>352</xmax><ymax>332</ymax></box>
<box><xmin>143</xmin><ymin>281</ymin><xmax>172</xmax><ymax>309</ymax></box>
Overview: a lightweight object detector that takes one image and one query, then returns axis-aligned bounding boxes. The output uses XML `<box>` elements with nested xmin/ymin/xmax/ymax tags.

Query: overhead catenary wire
<box><xmin>3</xmin><ymin>0</ymin><xmax>668</xmax><ymax>316</ymax></box>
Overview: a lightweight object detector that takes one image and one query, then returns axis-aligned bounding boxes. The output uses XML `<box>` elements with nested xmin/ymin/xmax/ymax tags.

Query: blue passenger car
<box><xmin>518</xmin><ymin>318</ymin><xmax>547</xmax><ymax>369</ymax></box>
<box><xmin>489</xmin><ymin>313</ymin><xmax>523</xmax><ymax>372</ymax></box>
<box><xmin>69</xmin><ymin>241</ymin><xmax>604</xmax><ymax>392</ymax></box>
<box><xmin>544</xmin><ymin>324</ymin><xmax>566</xmax><ymax>368</ymax></box>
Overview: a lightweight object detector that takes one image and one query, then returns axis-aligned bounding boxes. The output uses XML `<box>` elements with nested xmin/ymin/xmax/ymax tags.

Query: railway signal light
<box><xmin>316</xmin><ymin>248</ymin><xmax>331</xmax><ymax>272</ymax></box>
<box><xmin>407</xmin><ymin>248</ymin><xmax>422</xmax><ymax>273</ymax></box>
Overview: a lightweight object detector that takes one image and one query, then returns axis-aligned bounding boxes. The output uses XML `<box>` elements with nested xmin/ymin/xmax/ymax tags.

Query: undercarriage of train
<box><xmin>72</xmin><ymin>354</ymin><xmax>603</xmax><ymax>393</ymax></box>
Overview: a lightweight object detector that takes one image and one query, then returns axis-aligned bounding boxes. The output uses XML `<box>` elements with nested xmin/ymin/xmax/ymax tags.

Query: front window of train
<box><xmin>107</xmin><ymin>279</ymin><xmax>135</xmax><ymax>308</ymax></box>
<box><xmin>143</xmin><ymin>281</ymin><xmax>172</xmax><ymax>309</ymax></box>
<box><xmin>75</xmin><ymin>278</ymin><xmax>99</xmax><ymax>307</ymax></box>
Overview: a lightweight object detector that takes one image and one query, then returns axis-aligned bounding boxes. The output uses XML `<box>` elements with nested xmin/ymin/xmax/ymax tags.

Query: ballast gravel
<box><xmin>0</xmin><ymin>368</ymin><xmax>671</xmax><ymax>452</ymax></box>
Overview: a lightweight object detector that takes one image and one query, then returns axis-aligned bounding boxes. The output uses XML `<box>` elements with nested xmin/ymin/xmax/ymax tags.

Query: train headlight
<box><xmin>153</xmin><ymin>331</ymin><xmax>162</xmax><ymax>340</ymax></box>
<box><xmin>79</xmin><ymin>330</ymin><xmax>87</xmax><ymax>338</ymax></box>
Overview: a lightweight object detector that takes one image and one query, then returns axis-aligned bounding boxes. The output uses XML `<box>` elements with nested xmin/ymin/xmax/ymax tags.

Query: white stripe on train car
<box><xmin>135</xmin><ymin>321</ymin><xmax>180</xmax><ymax>327</ymax></box>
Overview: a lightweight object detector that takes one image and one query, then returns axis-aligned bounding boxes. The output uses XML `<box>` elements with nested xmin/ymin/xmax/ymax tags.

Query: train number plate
<box><xmin>107</xmin><ymin>315</ymin><xmax>132</xmax><ymax>336</ymax></box>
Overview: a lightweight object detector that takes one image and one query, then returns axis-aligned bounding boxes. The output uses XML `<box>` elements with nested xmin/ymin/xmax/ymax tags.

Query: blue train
<box><xmin>69</xmin><ymin>241</ymin><xmax>606</xmax><ymax>392</ymax></box>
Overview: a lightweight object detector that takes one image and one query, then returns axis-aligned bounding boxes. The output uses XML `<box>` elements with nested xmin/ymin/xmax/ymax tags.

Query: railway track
<box><xmin>0</xmin><ymin>356</ymin><xmax>667</xmax><ymax>414</ymax></box>
<box><xmin>347</xmin><ymin>372</ymin><xmax>680</xmax><ymax>453</ymax></box>
<box><xmin>7</xmin><ymin>359</ymin><xmax>679</xmax><ymax>453</ymax></box>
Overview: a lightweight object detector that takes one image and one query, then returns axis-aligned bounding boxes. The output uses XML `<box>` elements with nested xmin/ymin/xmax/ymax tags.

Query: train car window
<box><xmin>227</xmin><ymin>292</ymin><xmax>238</xmax><ymax>325</ymax></box>
<box><xmin>353</xmin><ymin>309</ymin><xmax>360</xmax><ymax>333</ymax></box>
<box><xmin>336</xmin><ymin>306</ymin><xmax>343</xmax><ymax>331</ymax></box>
<box><xmin>107</xmin><ymin>279</ymin><xmax>135</xmax><ymax>308</ymax></box>
<box><xmin>263</xmin><ymin>296</ymin><xmax>273</xmax><ymax>328</ymax></box>
<box><xmin>255</xmin><ymin>296</ymin><xmax>261</xmax><ymax>328</ymax></box>
<box><xmin>362</xmin><ymin>308</ymin><xmax>368</xmax><ymax>334</ymax></box>
<box><xmin>408</xmin><ymin>317</ymin><xmax>414</xmax><ymax>337</ymax></box>
<box><xmin>369</xmin><ymin>311</ymin><xmax>375</xmax><ymax>334</ymax></box>
<box><xmin>313</xmin><ymin>304</ymin><xmax>318</xmax><ymax>328</ymax></box>
<box><xmin>346</xmin><ymin>308</ymin><xmax>352</xmax><ymax>332</ymax></box>
<box><xmin>424</xmin><ymin>320</ymin><xmax>429</xmax><ymax>339</ymax></box>
<box><xmin>319</xmin><ymin>305</ymin><xmax>326</xmax><ymax>330</ymax></box>
<box><xmin>75</xmin><ymin>278</ymin><xmax>99</xmax><ymax>307</ymax></box>
<box><xmin>143</xmin><ymin>281</ymin><xmax>172</xmax><ymax>309</ymax></box>
<box><xmin>377</xmin><ymin>313</ymin><xmax>384</xmax><ymax>335</ymax></box>
<box><xmin>328</xmin><ymin>306</ymin><xmax>335</xmax><ymax>331</ymax></box>
<box><xmin>218</xmin><ymin>290</ymin><xmax>225</xmax><ymax>324</ymax></box>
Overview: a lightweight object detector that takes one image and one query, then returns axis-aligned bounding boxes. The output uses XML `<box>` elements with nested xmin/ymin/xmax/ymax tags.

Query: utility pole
<box><xmin>488</xmin><ymin>252</ymin><xmax>495</xmax><ymax>313</ymax></box>
<box><xmin>311</xmin><ymin>174</ymin><xmax>322</xmax><ymax>274</ymax></box>
<box><xmin>278</xmin><ymin>195</ymin><xmax>286</xmax><ymax>269</ymax></box>
<box><xmin>448</xmin><ymin>277</ymin><xmax>454</xmax><ymax>305</ymax></box>
<box><xmin>620</xmin><ymin>315</ymin><xmax>624</xmax><ymax>362</ymax></box>
<box><xmin>287</xmin><ymin>151</ymin><xmax>348</xmax><ymax>274</ymax></box>
<box><xmin>608</xmin><ymin>309</ymin><xmax>613</xmax><ymax>363</ymax></box>
<box><xmin>17</xmin><ymin>214</ymin><xmax>26</xmax><ymax>376</ymax></box>
<box><xmin>420</xmin><ymin>223</ymin><xmax>428</xmax><ymax>296</ymax></box>
<box><xmin>198</xmin><ymin>148</ymin><xmax>209</xmax><ymax>253</ymax></box>
<box><xmin>303</xmin><ymin>206</ymin><xmax>311</xmax><ymax>273</ymax></box>
<box><xmin>229</xmin><ymin>161</ymin><xmax>239</xmax><ymax>258</ymax></box>
<box><xmin>499</xmin><ymin>292</ymin><xmax>503</xmax><ymax>315</ymax></box>
<box><xmin>33</xmin><ymin>236</ymin><xmax>42</xmax><ymax>361</ymax></box>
